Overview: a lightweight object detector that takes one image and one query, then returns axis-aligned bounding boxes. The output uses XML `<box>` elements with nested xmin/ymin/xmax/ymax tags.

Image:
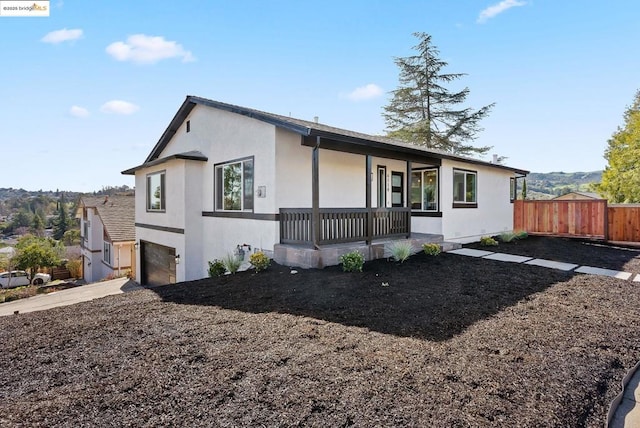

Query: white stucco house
<box><xmin>77</xmin><ymin>196</ymin><xmax>136</xmax><ymax>283</ymax></box>
<box><xmin>122</xmin><ymin>95</ymin><xmax>528</xmax><ymax>286</ymax></box>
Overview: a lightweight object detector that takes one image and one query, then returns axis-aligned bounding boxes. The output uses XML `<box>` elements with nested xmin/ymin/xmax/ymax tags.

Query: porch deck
<box><xmin>274</xmin><ymin>233</ymin><xmax>461</xmax><ymax>269</ymax></box>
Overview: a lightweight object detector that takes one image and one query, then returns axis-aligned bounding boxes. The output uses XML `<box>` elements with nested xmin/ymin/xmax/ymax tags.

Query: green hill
<box><xmin>524</xmin><ymin>171</ymin><xmax>602</xmax><ymax>199</ymax></box>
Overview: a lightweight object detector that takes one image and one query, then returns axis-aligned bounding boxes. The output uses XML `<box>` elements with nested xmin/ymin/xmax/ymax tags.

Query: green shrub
<box><xmin>516</xmin><ymin>230</ymin><xmax>528</xmax><ymax>240</ymax></box>
<box><xmin>387</xmin><ymin>241</ymin><xmax>413</xmax><ymax>262</ymax></box>
<box><xmin>499</xmin><ymin>232</ymin><xmax>518</xmax><ymax>243</ymax></box>
<box><xmin>480</xmin><ymin>236</ymin><xmax>499</xmax><ymax>246</ymax></box>
<box><xmin>422</xmin><ymin>243</ymin><xmax>441</xmax><ymax>256</ymax></box>
<box><xmin>207</xmin><ymin>259</ymin><xmax>226</xmax><ymax>277</ymax></box>
<box><xmin>340</xmin><ymin>251</ymin><xmax>364</xmax><ymax>272</ymax></box>
<box><xmin>249</xmin><ymin>251</ymin><xmax>270</xmax><ymax>272</ymax></box>
<box><xmin>223</xmin><ymin>253</ymin><xmax>242</xmax><ymax>274</ymax></box>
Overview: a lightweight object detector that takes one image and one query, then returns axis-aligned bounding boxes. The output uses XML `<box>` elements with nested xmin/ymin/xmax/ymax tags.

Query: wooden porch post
<box><xmin>312</xmin><ymin>137</ymin><xmax>321</xmax><ymax>248</ymax></box>
<box><xmin>406</xmin><ymin>161</ymin><xmax>412</xmax><ymax>238</ymax></box>
<box><xmin>366</xmin><ymin>155</ymin><xmax>372</xmax><ymax>244</ymax></box>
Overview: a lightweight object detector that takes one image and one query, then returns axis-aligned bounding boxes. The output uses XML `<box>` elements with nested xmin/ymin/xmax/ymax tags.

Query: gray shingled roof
<box><xmin>81</xmin><ymin>196</ymin><xmax>135</xmax><ymax>242</ymax></box>
<box><xmin>126</xmin><ymin>96</ymin><xmax>528</xmax><ymax>176</ymax></box>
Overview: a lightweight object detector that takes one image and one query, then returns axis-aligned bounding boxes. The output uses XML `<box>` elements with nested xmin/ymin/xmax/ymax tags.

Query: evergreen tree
<box><xmin>31</xmin><ymin>212</ymin><xmax>45</xmax><ymax>236</ymax></box>
<box><xmin>521</xmin><ymin>178</ymin><xmax>527</xmax><ymax>200</ymax></box>
<box><xmin>597</xmin><ymin>90</ymin><xmax>640</xmax><ymax>202</ymax></box>
<box><xmin>383</xmin><ymin>32</ymin><xmax>494</xmax><ymax>156</ymax></box>
<box><xmin>53</xmin><ymin>193</ymin><xmax>71</xmax><ymax>240</ymax></box>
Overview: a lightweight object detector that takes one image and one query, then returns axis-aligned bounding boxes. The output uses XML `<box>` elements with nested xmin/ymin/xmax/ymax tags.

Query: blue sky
<box><xmin>1</xmin><ymin>0</ymin><xmax>638</xmax><ymax>192</ymax></box>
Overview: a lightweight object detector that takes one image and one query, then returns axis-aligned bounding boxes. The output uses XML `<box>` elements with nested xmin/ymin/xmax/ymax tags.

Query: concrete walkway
<box><xmin>0</xmin><ymin>277</ymin><xmax>143</xmax><ymax>317</ymax></box>
<box><xmin>447</xmin><ymin>248</ymin><xmax>640</xmax><ymax>427</ymax></box>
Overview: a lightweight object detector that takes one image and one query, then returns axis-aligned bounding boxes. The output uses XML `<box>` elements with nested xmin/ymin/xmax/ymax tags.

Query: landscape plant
<box><xmin>499</xmin><ymin>232</ymin><xmax>518</xmax><ymax>243</ymax></box>
<box><xmin>249</xmin><ymin>251</ymin><xmax>270</xmax><ymax>272</ymax></box>
<box><xmin>339</xmin><ymin>251</ymin><xmax>364</xmax><ymax>272</ymax></box>
<box><xmin>13</xmin><ymin>235</ymin><xmax>61</xmax><ymax>281</ymax></box>
<box><xmin>223</xmin><ymin>253</ymin><xmax>242</xmax><ymax>274</ymax></box>
<box><xmin>207</xmin><ymin>259</ymin><xmax>226</xmax><ymax>277</ymax></box>
<box><xmin>479</xmin><ymin>236</ymin><xmax>498</xmax><ymax>247</ymax></box>
<box><xmin>422</xmin><ymin>243</ymin><xmax>441</xmax><ymax>256</ymax></box>
<box><xmin>387</xmin><ymin>241</ymin><xmax>413</xmax><ymax>262</ymax></box>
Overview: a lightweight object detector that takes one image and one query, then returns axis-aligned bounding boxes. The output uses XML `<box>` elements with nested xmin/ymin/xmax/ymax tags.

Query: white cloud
<box><xmin>106</xmin><ymin>34</ymin><xmax>195</xmax><ymax>65</ymax></box>
<box><xmin>41</xmin><ymin>28</ymin><xmax>83</xmax><ymax>44</ymax></box>
<box><xmin>343</xmin><ymin>83</ymin><xmax>383</xmax><ymax>101</ymax></box>
<box><xmin>100</xmin><ymin>100</ymin><xmax>140</xmax><ymax>115</ymax></box>
<box><xmin>70</xmin><ymin>105</ymin><xmax>89</xmax><ymax>118</ymax></box>
<box><xmin>477</xmin><ymin>0</ymin><xmax>526</xmax><ymax>23</ymax></box>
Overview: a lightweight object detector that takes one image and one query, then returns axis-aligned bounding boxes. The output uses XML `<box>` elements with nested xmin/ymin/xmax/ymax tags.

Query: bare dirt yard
<box><xmin>1</xmin><ymin>236</ymin><xmax>640</xmax><ymax>427</ymax></box>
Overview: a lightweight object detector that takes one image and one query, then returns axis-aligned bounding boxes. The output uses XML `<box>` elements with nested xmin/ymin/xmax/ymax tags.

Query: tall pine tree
<box><xmin>383</xmin><ymin>32</ymin><xmax>494</xmax><ymax>156</ymax></box>
<box><xmin>53</xmin><ymin>193</ymin><xmax>70</xmax><ymax>240</ymax></box>
<box><xmin>597</xmin><ymin>90</ymin><xmax>640</xmax><ymax>203</ymax></box>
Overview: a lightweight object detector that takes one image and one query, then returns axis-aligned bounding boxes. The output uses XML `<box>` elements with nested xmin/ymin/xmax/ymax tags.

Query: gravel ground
<box><xmin>1</xmin><ymin>237</ymin><xmax>639</xmax><ymax>427</ymax></box>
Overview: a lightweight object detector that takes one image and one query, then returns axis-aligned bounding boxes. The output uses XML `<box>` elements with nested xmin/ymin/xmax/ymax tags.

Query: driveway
<box><xmin>0</xmin><ymin>278</ymin><xmax>143</xmax><ymax>316</ymax></box>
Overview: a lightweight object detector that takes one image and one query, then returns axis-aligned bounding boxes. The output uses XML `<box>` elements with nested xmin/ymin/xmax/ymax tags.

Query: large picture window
<box><xmin>453</xmin><ymin>169</ymin><xmax>477</xmax><ymax>207</ymax></box>
<box><xmin>215</xmin><ymin>157</ymin><xmax>254</xmax><ymax>211</ymax></box>
<box><xmin>146</xmin><ymin>171</ymin><xmax>166</xmax><ymax>212</ymax></box>
<box><xmin>411</xmin><ymin>169</ymin><xmax>438</xmax><ymax>211</ymax></box>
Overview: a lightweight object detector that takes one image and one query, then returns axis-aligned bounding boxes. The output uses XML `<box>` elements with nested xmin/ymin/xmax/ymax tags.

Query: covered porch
<box><xmin>273</xmin><ymin>134</ymin><xmax>457</xmax><ymax>268</ymax></box>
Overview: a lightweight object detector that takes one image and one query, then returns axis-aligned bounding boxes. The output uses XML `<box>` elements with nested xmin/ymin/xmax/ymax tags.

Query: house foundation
<box><xmin>274</xmin><ymin>233</ymin><xmax>461</xmax><ymax>269</ymax></box>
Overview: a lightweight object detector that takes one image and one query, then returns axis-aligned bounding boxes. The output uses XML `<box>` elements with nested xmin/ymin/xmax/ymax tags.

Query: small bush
<box><xmin>499</xmin><ymin>232</ymin><xmax>518</xmax><ymax>243</ymax></box>
<box><xmin>249</xmin><ymin>251</ymin><xmax>270</xmax><ymax>272</ymax></box>
<box><xmin>480</xmin><ymin>236</ymin><xmax>499</xmax><ymax>246</ymax></box>
<box><xmin>208</xmin><ymin>259</ymin><xmax>226</xmax><ymax>277</ymax></box>
<box><xmin>340</xmin><ymin>251</ymin><xmax>364</xmax><ymax>272</ymax></box>
<box><xmin>422</xmin><ymin>243</ymin><xmax>441</xmax><ymax>256</ymax></box>
<box><xmin>223</xmin><ymin>253</ymin><xmax>242</xmax><ymax>274</ymax></box>
<box><xmin>388</xmin><ymin>241</ymin><xmax>413</xmax><ymax>262</ymax></box>
<box><xmin>66</xmin><ymin>258</ymin><xmax>82</xmax><ymax>278</ymax></box>
<box><xmin>516</xmin><ymin>230</ymin><xmax>528</xmax><ymax>240</ymax></box>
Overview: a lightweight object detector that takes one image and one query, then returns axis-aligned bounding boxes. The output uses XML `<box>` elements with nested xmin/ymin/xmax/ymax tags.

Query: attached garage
<box><xmin>141</xmin><ymin>241</ymin><xmax>176</xmax><ymax>286</ymax></box>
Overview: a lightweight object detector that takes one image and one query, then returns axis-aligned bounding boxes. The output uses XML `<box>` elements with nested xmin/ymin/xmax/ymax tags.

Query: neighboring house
<box><xmin>552</xmin><ymin>191</ymin><xmax>602</xmax><ymax>200</ymax></box>
<box><xmin>77</xmin><ymin>196</ymin><xmax>135</xmax><ymax>283</ymax></box>
<box><xmin>123</xmin><ymin>96</ymin><xmax>528</xmax><ymax>285</ymax></box>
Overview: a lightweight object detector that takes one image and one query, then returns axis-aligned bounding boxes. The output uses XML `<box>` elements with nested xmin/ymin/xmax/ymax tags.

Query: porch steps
<box><xmin>274</xmin><ymin>234</ymin><xmax>461</xmax><ymax>269</ymax></box>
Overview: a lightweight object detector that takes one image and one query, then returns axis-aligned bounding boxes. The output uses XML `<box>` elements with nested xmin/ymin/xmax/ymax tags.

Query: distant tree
<box><xmin>9</xmin><ymin>210</ymin><xmax>33</xmax><ymax>234</ymax></box>
<box><xmin>521</xmin><ymin>179</ymin><xmax>528</xmax><ymax>200</ymax></box>
<box><xmin>31</xmin><ymin>212</ymin><xmax>45</xmax><ymax>236</ymax></box>
<box><xmin>62</xmin><ymin>229</ymin><xmax>81</xmax><ymax>246</ymax></box>
<box><xmin>53</xmin><ymin>193</ymin><xmax>72</xmax><ymax>240</ymax></box>
<box><xmin>383</xmin><ymin>32</ymin><xmax>494</xmax><ymax>156</ymax></box>
<box><xmin>14</xmin><ymin>235</ymin><xmax>61</xmax><ymax>281</ymax></box>
<box><xmin>597</xmin><ymin>90</ymin><xmax>640</xmax><ymax>202</ymax></box>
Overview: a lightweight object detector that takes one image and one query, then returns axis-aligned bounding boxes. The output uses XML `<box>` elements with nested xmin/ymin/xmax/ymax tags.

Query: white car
<box><xmin>0</xmin><ymin>270</ymin><xmax>51</xmax><ymax>288</ymax></box>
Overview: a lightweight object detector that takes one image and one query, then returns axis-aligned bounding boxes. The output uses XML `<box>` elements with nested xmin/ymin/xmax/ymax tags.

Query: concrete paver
<box><xmin>524</xmin><ymin>258</ymin><xmax>579</xmax><ymax>271</ymax></box>
<box><xmin>0</xmin><ymin>278</ymin><xmax>142</xmax><ymax>316</ymax></box>
<box><xmin>483</xmin><ymin>253</ymin><xmax>533</xmax><ymax>263</ymax></box>
<box><xmin>575</xmin><ymin>266</ymin><xmax>633</xmax><ymax>280</ymax></box>
<box><xmin>447</xmin><ymin>248</ymin><xmax>495</xmax><ymax>257</ymax></box>
<box><xmin>633</xmin><ymin>274</ymin><xmax>640</xmax><ymax>282</ymax></box>
<box><xmin>610</xmin><ymin>365</ymin><xmax>640</xmax><ymax>427</ymax></box>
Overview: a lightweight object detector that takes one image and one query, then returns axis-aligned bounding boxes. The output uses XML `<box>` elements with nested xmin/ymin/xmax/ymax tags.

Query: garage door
<box><xmin>141</xmin><ymin>241</ymin><xmax>176</xmax><ymax>286</ymax></box>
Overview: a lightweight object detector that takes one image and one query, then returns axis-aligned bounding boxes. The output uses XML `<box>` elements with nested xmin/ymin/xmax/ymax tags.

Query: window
<box><xmin>103</xmin><ymin>241</ymin><xmax>111</xmax><ymax>265</ymax></box>
<box><xmin>146</xmin><ymin>171</ymin><xmax>166</xmax><ymax>211</ymax></box>
<box><xmin>215</xmin><ymin>157</ymin><xmax>254</xmax><ymax>211</ymax></box>
<box><xmin>83</xmin><ymin>220</ymin><xmax>89</xmax><ymax>242</ymax></box>
<box><xmin>453</xmin><ymin>169</ymin><xmax>477</xmax><ymax>207</ymax></box>
<box><xmin>411</xmin><ymin>169</ymin><xmax>438</xmax><ymax>211</ymax></box>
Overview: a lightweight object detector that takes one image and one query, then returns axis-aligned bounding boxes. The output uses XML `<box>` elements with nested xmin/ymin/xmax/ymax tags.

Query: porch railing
<box><xmin>280</xmin><ymin>207</ymin><xmax>411</xmax><ymax>245</ymax></box>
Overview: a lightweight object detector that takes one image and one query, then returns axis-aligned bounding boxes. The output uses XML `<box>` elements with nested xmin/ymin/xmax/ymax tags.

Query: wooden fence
<box><xmin>514</xmin><ymin>200</ymin><xmax>640</xmax><ymax>243</ymax></box>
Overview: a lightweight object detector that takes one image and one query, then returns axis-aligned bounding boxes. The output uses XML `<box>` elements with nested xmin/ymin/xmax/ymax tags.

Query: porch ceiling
<box><xmin>302</xmin><ymin>135</ymin><xmax>442</xmax><ymax>165</ymax></box>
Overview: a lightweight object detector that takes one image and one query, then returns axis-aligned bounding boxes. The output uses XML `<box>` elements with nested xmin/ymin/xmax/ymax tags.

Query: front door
<box><xmin>391</xmin><ymin>172</ymin><xmax>404</xmax><ymax>207</ymax></box>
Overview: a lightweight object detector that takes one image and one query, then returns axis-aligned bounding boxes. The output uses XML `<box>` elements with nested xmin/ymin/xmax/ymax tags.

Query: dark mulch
<box><xmin>1</xmin><ymin>237</ymin><xmax>640</xmax><ymax>427</ymax></box>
